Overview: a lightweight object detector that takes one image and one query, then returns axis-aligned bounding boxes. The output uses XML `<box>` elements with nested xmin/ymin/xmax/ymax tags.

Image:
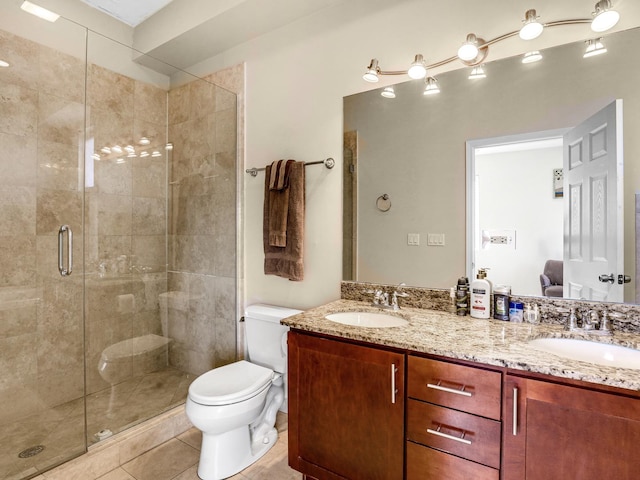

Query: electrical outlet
<box><xmin>490</xmin><ymin>235</ymin><xmax>509</xmax><ymax>244</ymax></box>
<box><xmin>481</xmin><ymin>229</ymin><xmax>516</xmax><ymax>249</ymax></box>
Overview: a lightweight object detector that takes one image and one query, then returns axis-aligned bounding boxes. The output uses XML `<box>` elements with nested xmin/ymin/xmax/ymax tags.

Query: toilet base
<box><xmin>197</xmin><ymin>425</ymin><xmax>277</xmax><ymax>480</ymax></box>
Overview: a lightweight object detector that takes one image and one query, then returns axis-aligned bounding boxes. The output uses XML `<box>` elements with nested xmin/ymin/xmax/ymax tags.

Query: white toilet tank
<box><xmin>244</xmin><ymin>304</ymin><xmax>301</xmax><ymax>373</ymax></box>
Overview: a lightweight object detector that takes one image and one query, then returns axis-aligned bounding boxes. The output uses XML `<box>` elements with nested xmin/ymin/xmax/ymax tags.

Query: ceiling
<box><xmin>81</xmin><ymin>0</ymin><xmax>174</xmax><ymax>26</ymax></box>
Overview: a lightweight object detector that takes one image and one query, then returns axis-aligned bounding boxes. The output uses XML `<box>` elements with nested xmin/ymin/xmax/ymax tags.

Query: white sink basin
<box><xmin>325</xmin><ymin>311</ymin><xmax>408</xmax><ymax>328</ymax></box>
<box><xmin>528</xmin><ymin>338</ymin><xmax>640</xmax><ymax>369</ymax></box>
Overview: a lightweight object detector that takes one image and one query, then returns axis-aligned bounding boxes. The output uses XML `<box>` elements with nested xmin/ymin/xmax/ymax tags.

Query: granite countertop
<box><xmin>282</xmin><ymin>299</ymin><xmax>640</xmax><ymax>392</ymax></box>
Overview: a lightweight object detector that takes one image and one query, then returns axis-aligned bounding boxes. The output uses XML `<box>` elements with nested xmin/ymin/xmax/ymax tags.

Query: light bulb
<box><xmin>423</xmin><ymin>77</ymin><xmax>440</xmax><ymax>95</ymax></box>
<box><xmin>468</xmin><ymin>65</ymin><xmax>486</xmax><ymax>80</ymax></box>
<box><xmin>458</xmin><ymin>34</ymin><xmax>479</xmax><ymax>62</ymax></box>
<box><xmin>584</xmin><ymin>38</ymin><xmax>607</xmax><ymax>58</ymax></box>
<box><xmin>381</xmin><ymin>86</ymin><xmax>396</xmax><ymax>98</ymax></box>
<box><xmin>363</xmin><ymin>59</ymin><xmax>380</xmax><ymax>83</ymax></box>
<box><xmin>407</xmin><ymin>54</ymin><xmax>427</xmax><ymax>80</ymax></box>
<box><xmin>591</xmin><ymin>0</ymin><xmax>620</xmax><ymax>32</ymax></box>
<box><xmin>520</xmin><ymin>10</ymin><xmax>543</xmax><ymax>40</ymax></box>
<box><xmin>522</xmin><ymin>51</ymin><xmax>542</xmax><ymax>63</ymax></box>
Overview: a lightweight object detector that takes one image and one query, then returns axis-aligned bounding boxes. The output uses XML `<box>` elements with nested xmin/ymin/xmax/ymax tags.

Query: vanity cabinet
<box><xmin>503</xmin><ymin>374</ymin><xmax>640</xmax><ymax>479</ymax></box>
<box><xmin>288</xmin><ymin>331</ymin><xmax>405</xmax><ymax>480</ymax></box>
<box><xmin>406</xmin><ymin>356</ymin><xmax>502</xmax><ymax>480</ymax></box>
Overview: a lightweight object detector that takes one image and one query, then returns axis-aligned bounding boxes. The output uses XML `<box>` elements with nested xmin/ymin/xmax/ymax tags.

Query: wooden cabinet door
<box><xmin>288</xmin><ymin>331</ymin><xmax>405</xmax><ymax>480</ymax></box>
<box><xmin>503</xmin><ymin>375</ymin><xmax>640</xmax><ymax>480</ymax></box>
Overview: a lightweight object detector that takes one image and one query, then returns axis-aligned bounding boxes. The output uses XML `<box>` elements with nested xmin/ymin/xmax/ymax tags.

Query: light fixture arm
<box><xmin>366</xmin><ymin>15</ymin><xmax>597</xmax><ymax>80</ymax></box>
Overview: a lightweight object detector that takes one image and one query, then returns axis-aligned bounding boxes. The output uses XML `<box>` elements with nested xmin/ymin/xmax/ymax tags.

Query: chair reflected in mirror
<box><xmin>540</xmin><ymin>260</ymin><xmax>563</xmax><ymax>297</ymax></box>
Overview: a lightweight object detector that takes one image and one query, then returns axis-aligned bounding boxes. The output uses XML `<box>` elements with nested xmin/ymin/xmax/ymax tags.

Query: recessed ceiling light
<box><xmin>20</xmin><ymin>1</ymin><xmax>59</xmax><ymax>22</ymax></box>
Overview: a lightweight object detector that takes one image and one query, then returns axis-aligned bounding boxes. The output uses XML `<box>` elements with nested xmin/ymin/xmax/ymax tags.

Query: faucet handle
<box><xmin>599</xmin><ymin>309</ymin><xmax>611</xmax><ymax>333</ymax></box>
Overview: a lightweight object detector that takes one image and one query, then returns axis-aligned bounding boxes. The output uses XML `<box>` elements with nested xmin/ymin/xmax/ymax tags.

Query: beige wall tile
<box><xmin>0</xmin><ymin>83</ymin><xmax>37</xmax><ymax>136</ymax></box>
<box><xmin>38</xmin><ymin>45</ymin><xmax>85</xmax><ymax>104</ymax></box>
<box><xmin>0</xmin><ymin>30</ymin><xmax>40</xmax><ymax>90</ymax></box>
<box><xmin>37</xmin><ymin>93</ymin><xmax>84</xmax><ymax>147</ymax></box>
<box><xmin>0</xmin><ymin>131</ymin><xmax>37</xmax><ymax>187</ymax></box>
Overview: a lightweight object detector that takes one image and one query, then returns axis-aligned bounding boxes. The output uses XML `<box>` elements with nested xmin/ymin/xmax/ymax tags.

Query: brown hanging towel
<box><xmin>263</xmin><ymin>160</ymin><xmax>305</xmax><ymax>281</ymax></box>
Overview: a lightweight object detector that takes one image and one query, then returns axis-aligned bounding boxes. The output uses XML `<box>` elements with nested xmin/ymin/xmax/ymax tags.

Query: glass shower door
<box><xmin>0</xmin><ymin>16</ymin><xmax>87</xmax><ymax>479</ymax></box>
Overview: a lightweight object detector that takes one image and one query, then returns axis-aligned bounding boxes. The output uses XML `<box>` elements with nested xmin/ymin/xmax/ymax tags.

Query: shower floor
<box><xmin>0</xmin><ymin>366</ymin><xmax>192</xmax><ymax>480</ymax></box>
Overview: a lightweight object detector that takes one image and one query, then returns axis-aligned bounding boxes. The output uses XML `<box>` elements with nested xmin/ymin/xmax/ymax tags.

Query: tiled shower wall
<box><xmin>0</xmin><ymin>28</ymin><xmax>86</xmax><ymax>416</ymax></box>
<box><xmin>166</xmin><ymin>75</ymin><xmax>239</xmax><ymax>375</ymax></box>
<box><xmin>85</xmin><ymin>63</ymin><xmax>169</xmax><ymax>395</ymax></box>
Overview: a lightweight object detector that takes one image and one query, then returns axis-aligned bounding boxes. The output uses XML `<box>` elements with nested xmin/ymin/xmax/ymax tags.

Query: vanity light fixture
<box><xmin>124</xmin><ymin>145</ymin><xmax>135</xmax><ymax>154</ymax></box>
<box><xmin>111</xmin><ymin>145</ymin><xmax>123</xmax><ymax>154</ymax></box>
<box><xmin>591</xmin><ymin>0</ymin><xmax>620</xmax><ymax>32</ymax></box>
<box><xmin>151</xmin><ymin>151</ymin><xmax>162</xmax><ymax>157</ymax></box>
<box><xmin>423</xmin><ymin>77</ymin><xmax>440</xmax><ymax>95</ymax></box>
<box><xmin>138</xmin><ymin>137</ymin><xmax>151</xmax><ymax>145</ymax></box>
<box><xmin>381</xmin><ymin>86</ymin><xmax>396</xmax><ymax>98</ymax></box>
<box><xmin>519</xmin><ymin>9</ymin><xmax>544</xmax><ymax>40</ymax></box>
<box><xmin>92</xmin><ymin>153</ymin><xmax>101</xmax><ymax>161</ymax></box>
<box><xmin>20</xmin><ymin>1</ymin><xmax>59</xmax><ymax>22</ymax></box>
<box><xmin>165</xmin><ymin>142</ymin><xmax>174</xmax><ymax>150</ymax></box>
<box><xmin>363</xmin><ymin>59</ymin><xmax>380</xmax><ymax>82</ymax></box>
<box><xmin>361</xmin><ymin>3</ymin><xmax>621</xmax><ymax>84</ymax></box>
<box><xmin>522</xmin><ymin>51</ymin><xmax>543</xmax><ymax>63</ymax></box>
<box><xmin>140</xmin><ymin>151</ymin><xmax>150</xmax><ymax>158</ymax></box>
<box><xmin>407</xmin><ymin>54</ymin><xmax>427</xmax><ymax>79</ymax></box>
<box><xmin>584</xmin><ymin>38</ymin><xmax>607</xmax><ymax>58</ymax></box>
<box><xmin>0</xmin><ymin>60</ymin><xmax>9</xmax><ymax>67</ymax></box>
<box><xmin>468</xmin><ymin>65</ymin><xmax>486</xmax><ymax>79</ymax></box>
<box><xmin>100</xmin><ymin>146</ymin><xmax>111</xmax><ymax>154</ymax></box>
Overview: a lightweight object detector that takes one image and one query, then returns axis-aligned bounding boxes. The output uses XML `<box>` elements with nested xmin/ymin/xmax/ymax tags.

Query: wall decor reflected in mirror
<box><xmin>343</xmin><ymin>26</ymin><xmax>640</xmax><ymax>304</ymax></box>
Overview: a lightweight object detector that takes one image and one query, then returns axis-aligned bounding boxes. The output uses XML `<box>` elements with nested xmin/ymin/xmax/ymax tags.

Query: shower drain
<box><xmin>18</xmin><ymin>445</ymin><xmax>45</xmax><ymax>458</ymax></box>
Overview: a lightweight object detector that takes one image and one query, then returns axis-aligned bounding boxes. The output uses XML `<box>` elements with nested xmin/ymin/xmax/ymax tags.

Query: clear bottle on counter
<box><xmin>509</xmin><ymin>301</ymin><xmax>524</xmax><ymax>322</ymax></box>
<box><xmin>455</xmin><ymin>277</ymin><xmax>469</xmax><ymax>316</ymax></box>
<box><xmin>493</xmin><ymin>285</ymin><xmax>511</xmax><ymax>321</ymax></box>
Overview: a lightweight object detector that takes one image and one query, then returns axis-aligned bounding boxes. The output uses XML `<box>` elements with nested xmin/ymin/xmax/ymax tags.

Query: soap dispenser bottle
<box><xmin>470</xmin><ymin>268</ymin><xmax>492</xmax><ymax>319</ymax></box>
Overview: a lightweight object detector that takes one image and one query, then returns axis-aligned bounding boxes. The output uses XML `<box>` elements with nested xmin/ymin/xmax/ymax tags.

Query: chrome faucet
<box><xmin>367</xmin><ymin>283</ymin><xmax>409</xmax><ymax>311</ymax></box>
<box><xmin>391</xmin><ymin>283</ymin><xmax>409</xmax><ymax>310</ymax></box>
<box><xmin>564</xmin><ymin>307</ymin><xmax>612</xmax><ymax>335</ymax></box>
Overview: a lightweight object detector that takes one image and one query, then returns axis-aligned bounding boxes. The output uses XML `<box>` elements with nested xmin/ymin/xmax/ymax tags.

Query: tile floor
<box><xmin>94</xmin><ymin>413</ymin><xmax>301</xmax><ymax>480</ymax></box>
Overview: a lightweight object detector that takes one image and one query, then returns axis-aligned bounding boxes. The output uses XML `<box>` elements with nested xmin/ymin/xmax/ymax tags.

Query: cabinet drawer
<box><xmin>406</xmin><ymin>441</ymin><xmax>499</xmax><ymax>480</ymax></box>
<box><xmin>407</xmin><ymin>399</ymin><xmax>501</xmax><ymax>469</ymax></box>
<box><xmin>408</xmin><ymin>356</ymin><xmax>501</xmax><ymax>419</ymax></box>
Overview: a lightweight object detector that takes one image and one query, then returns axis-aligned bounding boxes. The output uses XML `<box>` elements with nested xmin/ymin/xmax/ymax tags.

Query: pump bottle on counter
<box><xmin>470</xmin><ymin>268</ymin><xmax>492</xmax><ymax>319</ymax></box>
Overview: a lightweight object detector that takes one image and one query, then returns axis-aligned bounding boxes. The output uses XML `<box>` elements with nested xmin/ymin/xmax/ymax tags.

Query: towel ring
<box><xmin>376</xmin><ymin>194</ymin><xmax>391</xmax><ymax>212</ymax></box>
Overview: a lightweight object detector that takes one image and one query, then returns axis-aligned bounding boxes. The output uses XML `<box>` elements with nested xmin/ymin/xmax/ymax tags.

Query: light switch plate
<box><xmin>427</xmin><ymin>233</ymin><xmax>445</xmax><ymax>246</ymax></box>
<box><xmin>407</xmin><ymin>233</ymin><xmax>420</xmax><ymax>246</ymax></box>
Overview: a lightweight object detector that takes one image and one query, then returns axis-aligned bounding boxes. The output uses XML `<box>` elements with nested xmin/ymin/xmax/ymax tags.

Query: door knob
<box><xmin>598</xmin><ymin>273</ymin><xmax>615</xmax><ymax>283</ymax></box>
<box><xmin>618</xmin><ymin>274</ymin><xmax>631</xmax><ymax>284</ymax></box>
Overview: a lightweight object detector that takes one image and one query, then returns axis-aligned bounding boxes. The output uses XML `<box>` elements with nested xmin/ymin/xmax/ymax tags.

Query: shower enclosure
<box><xmin>0</xmin><ymin>11</ymin><xmax>238</xmax><ymax>480</ymax></box>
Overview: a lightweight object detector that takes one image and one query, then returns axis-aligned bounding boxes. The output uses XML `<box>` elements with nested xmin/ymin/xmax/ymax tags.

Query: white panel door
<box><xmin>563</xmin><ymin>100</ymin><xmax>623</xmax><ymax>301</ymax></box>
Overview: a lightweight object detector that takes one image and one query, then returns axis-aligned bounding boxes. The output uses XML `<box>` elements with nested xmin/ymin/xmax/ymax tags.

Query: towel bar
<box><xmin>246</xmin><ymin>158</ymin><xmax>335</xmax><ymax>177</ymax></box>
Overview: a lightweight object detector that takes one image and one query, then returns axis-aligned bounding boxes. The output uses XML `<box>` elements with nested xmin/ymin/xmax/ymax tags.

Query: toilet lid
<box><xmin>188</xmin><ymin>360</ymin><xmax>274</xmax><ymax>406</ymax></box>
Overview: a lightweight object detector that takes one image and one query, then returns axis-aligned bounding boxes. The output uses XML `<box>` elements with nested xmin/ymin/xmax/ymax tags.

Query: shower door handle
<box><xmin>58</xmin><ymin>225</ymin><xmax>73</xmax><ymax>277</ymax></box>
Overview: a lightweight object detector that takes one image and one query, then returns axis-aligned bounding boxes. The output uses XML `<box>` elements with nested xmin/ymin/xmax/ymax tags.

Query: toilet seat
<box><xmin>189</xmin><ymin>360</ymin><xmax>274</xmax><ymax>406</ymax></box>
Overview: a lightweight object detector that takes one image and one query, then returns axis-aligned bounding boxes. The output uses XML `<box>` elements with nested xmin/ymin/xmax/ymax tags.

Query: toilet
<box><xmin>185</xmin><ymin>304</ymin><xmax>301</xmax><ymax>480</ymax></box>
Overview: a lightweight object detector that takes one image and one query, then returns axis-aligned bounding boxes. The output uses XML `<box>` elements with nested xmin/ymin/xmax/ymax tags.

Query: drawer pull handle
<box><xmin>512</xmin><ymin>387</ymin><xmax>519</xmax><ymax>436</ymax></box>
<box><xmin>391</xmin><ymin>364</ymin><xmax>398</xmax><ymax>404</ymax></box>
<box><xmin>427</xmin><ymin>381</ymin><xmax>472</xmax><ymax>397</ymax></box>
<box><xmin>426</xmin><ymin>425</ymin><xmax>472</xmax><ymax>445</ymax></box>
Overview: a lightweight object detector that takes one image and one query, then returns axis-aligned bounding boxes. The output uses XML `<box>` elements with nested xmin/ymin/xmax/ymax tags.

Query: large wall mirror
<box><xmin>343</xmin><ymin>26</ymin><xmax>640</xmax><ymax>304</ymax></box>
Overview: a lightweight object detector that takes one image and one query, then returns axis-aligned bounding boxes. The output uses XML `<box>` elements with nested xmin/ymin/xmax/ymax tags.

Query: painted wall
<box><xmin>183</xmin><ymin>0</ymin><xmax>640</xmax><ymax>311</ymax></box>
<box><xmin>171</xmin><ymin>1</ymin><xmax>639</xmax><ymax>311</ymax></box>
<box><xmin>475</xmin><ymin>147</ymin><xmax>563</xmax><ymax>296</ymax></box>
